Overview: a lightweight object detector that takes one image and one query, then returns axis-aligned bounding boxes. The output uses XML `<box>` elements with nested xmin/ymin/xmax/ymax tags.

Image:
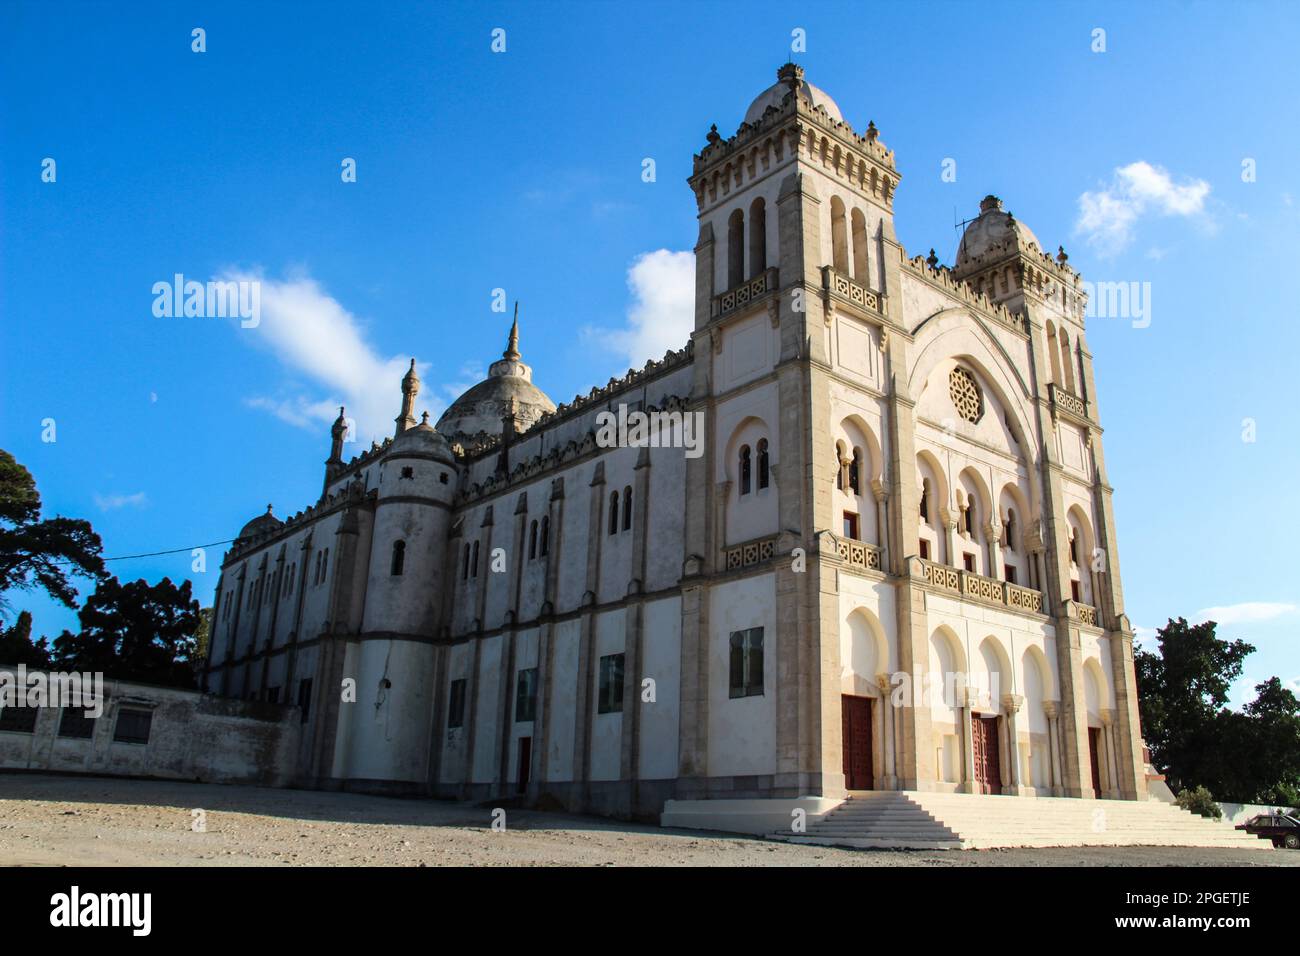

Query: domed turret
<box><xmin>955</xmin><ymin>195</ymin><xmax>1044</xmax><ymax>270</ymax></box>
<box><xmin>743</xmin><ymin>62</ymin><xmax>843</xmax><ymax>126</ymax></box>
<box><xmin>389</xmin><ymin>411</ymin><xmax>456</xmax><ymax>464</ymax></box>
<box><xmin>237</xmin><ymin>504</ymin><xmax>281</xmax><ymax>542</ymax></box>
<box><xmin>436</xmin><ymin>306</ymin><xmax>555</xmax><ymax>442</ymax></box>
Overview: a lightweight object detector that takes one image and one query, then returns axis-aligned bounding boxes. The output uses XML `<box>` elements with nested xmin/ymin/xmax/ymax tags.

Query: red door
<box><xmin>841</xmin><ymin>695</ymin><xmax>874</xmax><ymax>790</ymax></box>
<box><xmin>971</xmin><ymin>715</ymin><xmax>1001</xmax><ymax>794</ymax></box>
<box><xmin>516</xmin><ymin>736</ymin><xmax>532</xmax><ymax>794</ymax></box>
<box><xmin>1088</xmin><ymin>728</ymin><xmax>1102</xmax><ymax>797</ymax></box>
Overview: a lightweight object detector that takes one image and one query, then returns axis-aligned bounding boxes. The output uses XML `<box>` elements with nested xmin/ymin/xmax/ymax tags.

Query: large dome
<box><xmin>955</xmin><ymin>195</ymin><xmax>1043</xmax><ymax>268</ymax></box>
<box><xmin>237</xmin><ymin>505</ymin><xmax>281</xmax><ymax>542</ymax></box>
<box><xmin>435</xmin><ymin>314</ymin><xmax>555</xmax><ymax>441</ymax></box>
<box><xmin>743</xmin><ymin>65</ymin><xmax>843</xmax><ymax>126</ymax></box>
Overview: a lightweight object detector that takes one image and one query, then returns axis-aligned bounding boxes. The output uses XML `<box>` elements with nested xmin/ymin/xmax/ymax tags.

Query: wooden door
<box><xmin>1088</xmin><ymin>727</ymin><xmax>1102</xmax><ymax>797</ymax></box>
<box><xmin>841</xmin><ymin>695</ymin><xmax>874</xmax><ymax>790</ymax></box>
<box><xmin>516</xmin><ymin>736</ymin><xmax>532</xmax><ymax>794</ymax></box>
<box><xmin>971</xmin><ymin>715</ymin><xmax>1000</xmax><ymax>794</ymax></box>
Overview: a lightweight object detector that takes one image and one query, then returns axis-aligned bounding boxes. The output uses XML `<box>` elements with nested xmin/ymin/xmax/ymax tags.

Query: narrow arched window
<box><xmin>835</xmin><ymin>441</ymin><xmax>845</xmax><ymax>490</ymax></box>
<box><xmin>1004</xmin><ymin>509</ymin><xmax>1016</xmax><ymax>551</ymax></box>
<box><xmin>391</xmin><ymin>540</ymin><xmax>405</xmax><ymax>576</ymax></box>
<box><xmin>1069</xmin><ymin>531</ymin><xmax>1078</xmax><ymax>566</ymax></box>
<box><xmin>540</xmin><ymin>516</ymin><xmax>550</xmax><ymax>556</ymax></box>
<box><xmin>321</xmin><ymin>549</ymin><xmax>328</xmax><ymax>582</ymax></box>
<box><xmin>739</xmin><ymin>445</ymin><xmax>752</xmax><ymax>495</ymax></box>
<box><xmin>830</xmin><ymin>196</ymin><xmax>849</xmax><ymax>274</ymax></box>
<box><xmin>528</xmin><ymin>520</ymin><xmax>538</xmax><ymax>560</ymax></box>
<box><xmin>727</xmin><ymin>208</ymin><xmax>745</xmax><ymax>289</ymax></box>
<box><xmin>920</xmin><ymin>480</ymin><xmax>930</xmax><ymax>522</ymax></box>
<box><xmin>314</xmin><ymin>551</ymin><xmax>322</xmax><ymax>585</ymax></box>
<box><xmin>609</xmin><ymin>491</ymin><xmax>619</xmax><ymax>536</ymax></box>
<box><xmin>462</xmin><ymin>543</ymin><xmax>470</xmax><ymax>580</ymax></box>
<box><xmin>748</xmin><ymin>198</ymin><xmax>766</xmax><ymax>279</ymax></box>
<box><xmin>851</xmin><ymin>207</ymin><xmax>869</xmax><ymax>282</ymax></box>
<box><xmin>849</xmin><ymin>448</ymin><xmax>862</xmax><ymax>495</ymax></box>
<box><xmin>471</xmin><ymin>540</ymin><xmax>479</xmax><ymax>578</ymax></box>
<box><xmin>963</xmin><ymin>501</ymin><xmax>974</xmax><ymax>536</ymax></box>
<box><xmin>1045</xmin><ymin>320</ymin><xmax>1062</xmax><ymax>386</ymax></box>
<box><xmin>622</xmin><ymin>485</ymin><xmax>632</xmax><ymax>531</ymax></box>
<box><xmin>757</xmin><ymin>438</ymin><xmax>770</xmax><ymax>490</ymax></box>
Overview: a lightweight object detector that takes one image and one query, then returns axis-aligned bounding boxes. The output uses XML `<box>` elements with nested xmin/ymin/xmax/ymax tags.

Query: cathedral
<box><xmin>202</xmin><ymin>63</ymin><xmax>1149</xmax><ymax>823</ymax></box>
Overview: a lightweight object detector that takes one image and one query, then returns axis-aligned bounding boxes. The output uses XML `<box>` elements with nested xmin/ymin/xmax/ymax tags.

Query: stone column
<box><xmin>1100</xmin><ymin>708</ymin><xmax>1120</xmax><ymax>799</ymax></box>
<box><xmin>986</xmin><ymin>522</ymin><xmax>1003</xmax><ymax>580</ymax></box>
<box><xmin>876</xmin><ymin>673</ymin><xmax>897</xmax><ymax>789</ymax></box>
<box><xmin>1002</xmin><ymin>693</ymin><xmax>1029</xmax><ymax>795</ymax></box>
<box><xmin>871</xmin><ymin>480</ymin><xmax>889</xmax><ymax>568</ymax></box>
<box><xmin>943</xmin><ymin>515</ymin><xmax>959</xmax><ymax>568</ymax></box>
<box><xmin>1042</xmin><ymin>699</ymin><xmax>1063</xmax><ymax>797</ymax></box>
<box><xmin>958</xmin><ymin>688</ymin><xmax>978</xmax><ymax>794</ymax></box>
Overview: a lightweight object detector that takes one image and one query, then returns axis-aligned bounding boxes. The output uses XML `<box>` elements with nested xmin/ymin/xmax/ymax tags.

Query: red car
<box><xmin>1235</xmin><ymin>812</ymin><xmax>1300</xmax><ymax>849</ymax></box>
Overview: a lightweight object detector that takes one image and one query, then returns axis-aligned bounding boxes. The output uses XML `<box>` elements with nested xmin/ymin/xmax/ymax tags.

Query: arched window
<box><xmin>1068</xmin><ymin>531</ymin><xmax>1078</xmax><ymax>566</ymax></box>
<box><xmin>471</xmin><ymin>540</ymin><xmax>479</xmax><ymax>578</ymax></box>
<box><xmin>1004</xmin><ymin>509</ymin><xmax>1016</xmax><ymax>551</ymax></box>
<box><xmin>321</xmin><ymin>549</ymin><xmax>329</xmax><ymax>582</ymax></box>
<box><xmin>920</xmin><ymin>479</ymin><xmax>930</xmax><ymax>523</ymax></box>
<box><xmin>835</xmin><ymin>441</ymin><xmax>846</xmax><ymax>490</ymax></box>
<box><xmin>622</xmin><ymin>485</ymin><xmax>632</xmax><ymax>531</ymax></box>
<box><xmin>849</xmin><ymin>447</ymin><xmax>863</xmax><ymax>495</ymax></box>
<box><xmin>462</xmin><ymin>543</ymin><xmax>470</xmax><ymax>580</ymax></box>
<box><xmin>540</xmin><ymin>516</ymin><xmax>550</xmax><ymax>556</ymax></box>
<box><xmin>1059</xmin><ymin>329</ymin><xmax>1075</xmax><ymax>393</ymax></box>
<box><xmin>830</xmin><ymin>196</ymin><xmax>849</xmax><ymax>274</ymax></box>
<box><xmin>851</xmin><ymin>207</ymin><xmax>869</xmax><ymax>282</ymax></box>
<box><xmin>609</xmin><ymin>491</ymin><xmax>619</xmax><ymax>536</ymax></box>
<box><xmin>528</xmin><ymin>520</ymin><xmax>538</xmax><ymax>560</ymax></box>
<box><xmin>391</xmin><ymin>540</ymin><xmax>405</xmax><ymax>576</ymax></box>
<box><xmin>313</xmin><ymin>551</ymin><xmax>322</xmax><ymax>585</ymax></box>
<box><xmin>1045</xmin><ymin>320</ymin><xmax>1062</xmax><ymax>386</ymax></box>
<box><xmin>739</xmin><ymin>445</ymin><xmax>752</xmax><ymax>495</ymax></box>
<box><xmin>757</xmin><ymin>438</ymin><xmax>770</xmax><ymax>490</ymax></box>
<box><xmin>963</xmin><ymin>499</ymin><xmax>974</xmax><ymax>536</ymax></box>
<box><xmin>727</xmin><ymin>208</ymin><xmax>745</xmax><ymax>289</ymax></box>
<box><xmin>748</xmin><ymin>198</ymin><xmax>766</xmax><ymax>279</ymax></box>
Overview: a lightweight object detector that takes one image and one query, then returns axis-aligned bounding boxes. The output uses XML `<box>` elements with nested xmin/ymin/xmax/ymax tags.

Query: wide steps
<box><xmin>767</xmin><ymin>792</ymin><xmax>1271</xmax><ymax>850</ymax></box>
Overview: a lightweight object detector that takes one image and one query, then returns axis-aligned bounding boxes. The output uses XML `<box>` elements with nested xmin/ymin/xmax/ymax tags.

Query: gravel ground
<box><xmin>1</xmin><ymin>773</ymin><xmax>1294</xmax><ymax>867</ymax></box>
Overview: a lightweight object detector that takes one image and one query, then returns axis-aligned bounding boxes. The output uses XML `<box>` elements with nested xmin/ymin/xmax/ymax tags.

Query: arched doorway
<box><xmin>841</xmin><ymin>695</ymin><xmax>874</xmax><ymax>790</ymax></box>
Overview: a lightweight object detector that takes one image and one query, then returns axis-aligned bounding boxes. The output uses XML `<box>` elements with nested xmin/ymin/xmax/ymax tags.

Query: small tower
<box><xmin>395</xmin><ymin>359</ymin><xmax>419</xmax><ymax>436</ymax></box>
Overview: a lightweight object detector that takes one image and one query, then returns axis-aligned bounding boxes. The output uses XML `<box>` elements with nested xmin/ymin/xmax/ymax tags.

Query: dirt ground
<box><xmin>1</xmin><ymin>773</ymin><xmax>1294</xmax><ymax>867</ymax></box>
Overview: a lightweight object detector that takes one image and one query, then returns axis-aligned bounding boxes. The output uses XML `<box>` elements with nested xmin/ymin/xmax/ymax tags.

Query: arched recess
<box><xmin>722</xmin><ymin>415</ymin><xmax>777</xmax><ymax>545</ymax></box>
<box><xmin>975</xmin><ymin>635</ymin><xmax>1013</xmax><ymax>713</ymax></box>
<box><xmin>1066</xmin><ymin>503</ymin><xmax>1098</xmax><ymax>605</ymax></box>
<box><xmin>830</xmin><ymin>195</ymin><xmax>849</xmax><ymax>274</ymax></box>
<box><xmin>850</xmin><ymin>207</ymin><xmax>869</xmax><ymax>283</ymax></box>
<box><xmin>998</xmin><ymin>481</ymin><xmax>1032</xmax><ymax>585</ymax></box>
<box><xmin>748</xmin><ymin>197</ymin><xmax>767</xmax><ymax>279</ymax></box>
<box><xmin>916</xmin><ymin>449</ymin><xmax>949</xmax><ymax>564</ymax></box>
<box><xmin>928</xmin><ymin>625</ymin><xmax>968</xmax><ymax>785</ymax></box>
<box><xmin>835</xmin><ymin>414</ymin><xmax>885</xmax><ymax>545</ymax></box>
<box><xmin>1045</xmin><ymin>320</ymin><xmax>1062</xmax><ymax>387</ymax></box>
<box><xmin>841</xmin><ymin>607</ymin><xmax>893</xmax><ymax>696</ymax></box>
<box><xmin>1021</xmin><ymin>645</ymin><xmax>1053</xmax><ymax>790</ymax></box>
<box><xmin>727</xmin><ymin>207</ymin><xmax>745</xmax><ymax>289</ymax></box>
<box><xmin>956</xmin><ymin>466</ymin><xmax>994</xmax><ymax>575</ymax></box>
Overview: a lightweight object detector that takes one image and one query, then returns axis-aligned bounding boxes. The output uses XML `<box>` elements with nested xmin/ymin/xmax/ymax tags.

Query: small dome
<box><xmin>955</xmin><ymin>195</ymin><xmax>1043</xmax><ymax>268</ymax></box>
<box><xmin>390</xmin><ymin>413</ymin><xmax>456</xmax><ymax>463</ymax></box>
<box><xmin>435</xmin><ymin>312</ymin><xmax>555</xmax><ymax>441</ymax></box>
<box><xmin>743</xmin><ymin>65</ymin><xmax>843</xmax><ymax>126</ymax></box>
<box><xmin>237</xmin><ymin>505</ymin><xmax>281</xmax><ymax>542</ymax></box>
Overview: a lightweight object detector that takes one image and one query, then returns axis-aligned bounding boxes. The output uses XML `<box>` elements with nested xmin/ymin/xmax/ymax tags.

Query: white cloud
<box><xmin>583</xmin><ymin>250</ymin><xmax>695</xmax><ymax>371</ymax></box>
<box><xmin>223</xmin><ymin>269</ymin><xmax>436</xmax><ymax>443</ymax></box>
<box><xmin>94</xmin><ymin>492</ymin><xmax>148</xmax><ymax>511</ymax></box>
<box><xmin>1193</xmin><ymin>602</ymin><xmax>1300</xmax><ymax>626</ymax></box>
<box><xmin>1075</xmin><ymin>161</ymin><xmax>1211</xmax><ymax>255</ymax></box>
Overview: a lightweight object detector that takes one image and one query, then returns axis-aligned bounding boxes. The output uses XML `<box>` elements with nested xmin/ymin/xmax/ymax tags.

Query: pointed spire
<box><xmin>504</xmin><ymin>302</ymin><xmax>521</xmax><ymax>361</ymax></box>
<box><xmin>395</xmin><ymin>360</ymin><xmax>419</xmax><ymax>436</ymax></box>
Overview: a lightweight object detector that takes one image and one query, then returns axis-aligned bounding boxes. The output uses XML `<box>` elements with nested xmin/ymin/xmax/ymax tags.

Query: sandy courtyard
<box><xmin>0</xmin><ymin>773</ymin><xmax>1294</xmax><ymax>867</ymax></box>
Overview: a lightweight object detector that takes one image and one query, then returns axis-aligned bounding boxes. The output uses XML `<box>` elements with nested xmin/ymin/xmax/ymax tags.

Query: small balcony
<box><xmin>1049</xmin><ymin>382</ymin><xmax>1087</xmax><ymax>420</ymax></box>
<box><xmin>711</xmin><ymin>268</ymin><xmax>778</xmax><ymax>320</ymax></box>
<box><xmin>822</xmin><ymin>265</ymin><xmax>885</xmax><ymax>316</ymax></box>
<box><xmin>919</xmin><ymin>558</ymin><xmax>1045</xmax><ymax>616</ymax></box>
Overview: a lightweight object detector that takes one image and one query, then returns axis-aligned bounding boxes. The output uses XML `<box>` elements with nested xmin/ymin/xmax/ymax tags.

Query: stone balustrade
<box><xmin>723</xmin><ymin>535</ymin><xmax>777</xmax><ymax>571</ymax></box>
<box><xmin>835</xmin><ymin>536</ymin><xmax>882</xmax><ymax>572</ymax></box>
<box><xmin>711</xmin><ymin>268</ymin><xmax>778</xmax><ymax>320</ymax></box>
<box><xmin>1049</xmin><ymin>382</ymin><xmax>1087</xmax><ymax>419</ymax></box>
<box><xmin>920</xmin><ymin>558</ymin><xmax>1044</xmax><ymax>616</ymax></box>
<box><xmin>822</xmin><ymin>265</ymin><xmax>884</xmax><ymax>315</ymax></box>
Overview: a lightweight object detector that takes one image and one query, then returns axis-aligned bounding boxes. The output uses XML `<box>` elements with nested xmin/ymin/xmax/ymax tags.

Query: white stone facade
<box><xmin>203</xmin><ymin>65</ymin><xmax>1147</xmax><ymax>817</ymax></box>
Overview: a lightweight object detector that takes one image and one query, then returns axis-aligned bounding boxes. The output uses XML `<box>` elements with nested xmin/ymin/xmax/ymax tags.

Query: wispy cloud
<box><xmin>94</xmin><ymin>491</ymin><xmax>147</xmax><ymax>511</ymax></box>
<box><xmin>1193</xmin><ymin>602</ymin><xmax>1300</xmax><ymax>626</ymax></box>
<box><xmin>223</xmin><ymin>269</ymin><xmax>437</xmax><ymax>444</ymax></box>
<box><xmin>582</xmin><ymin>249</ymin><xmax>694</xmax><ymax>371</ymax></box>
<box><xmin>1075</xmin><ymin>161</ymin><xmax>1211</xmax><ymax>256</ymax></box>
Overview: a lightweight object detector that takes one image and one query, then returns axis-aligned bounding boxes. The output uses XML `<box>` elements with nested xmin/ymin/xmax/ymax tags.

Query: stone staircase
<box><xmin>767</xmin><ymin>791</ymin><xmax>1272</xmax><ymax>850</ymax></box>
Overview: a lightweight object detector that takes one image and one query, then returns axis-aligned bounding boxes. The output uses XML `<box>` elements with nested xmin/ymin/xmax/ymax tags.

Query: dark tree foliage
<box><xmin>0</xmin><ymin>449</ymin><xmax>105</xmax><ymax>618</ymax></box>
<box><xmin>0</xmin><ymin>610</ymin><xmax>52</xmax><ymax>668</ymax></box>
<box><xmin>1137</xmin><ymin>617</ymin><xmax>1300</xmax><ymax>805</ymax></box>
<box><xmin>51</xmin><ymin>576</ymin><xmax>201</xmax><ymax>688</ymax></box>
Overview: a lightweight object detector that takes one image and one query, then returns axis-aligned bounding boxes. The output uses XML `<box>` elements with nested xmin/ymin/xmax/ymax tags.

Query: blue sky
<box><xmin>1</xmin><ymin>1</ymin><xmax>1296</xmax><ymax>705</ymax></box>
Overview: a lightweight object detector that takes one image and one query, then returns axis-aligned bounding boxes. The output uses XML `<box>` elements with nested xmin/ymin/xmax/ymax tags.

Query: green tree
<box><xmin>51</xmin><ymin>576</ymin><xmax>201</xmax><ymax>688</ymax></box>
<box><xmin>0</xmin><ymin>610</ymin><xmax>52</xmax><ymax>668</ymax></box>
<box><xmin>0</xmin><ymin>449</ymin><xmax>104</xmax><ymax>619</ymax></box>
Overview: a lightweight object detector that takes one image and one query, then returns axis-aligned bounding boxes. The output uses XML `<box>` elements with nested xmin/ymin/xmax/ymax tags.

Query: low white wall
<box><xmin>661</xmin><ymin>797</ymin><xmax>844</xmax><ymax>836</ymax></box>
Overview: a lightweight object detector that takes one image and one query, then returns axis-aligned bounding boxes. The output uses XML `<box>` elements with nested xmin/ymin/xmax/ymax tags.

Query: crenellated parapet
<box><xmin>902</xmin><ymin>253</ymin><xmax>1029</xmax><ymax>336</ymax></box>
